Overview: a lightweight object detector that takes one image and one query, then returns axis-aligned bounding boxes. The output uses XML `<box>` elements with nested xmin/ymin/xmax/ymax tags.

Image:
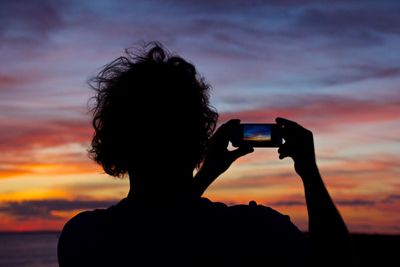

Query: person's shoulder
<box><xmin>198</xmin><ymin>198</ymin><xmax>293</xmax><ymax>225</ymax></box>
<box><xmin>63</xmin><ymin>208</ymin><xmax>106</xmax><ymax>231</ymax></box>
<box><xmin>226</xmin><ymin>200</ymin><xmax>303</xmax><ymax>232</ymax></box>
<box><xmin>197</xmin><ymin>197</ymin><xmax>228</xmax><ymax>208</ymax></box>
<box><xmin>59</xmin><ymin>198</ymin><xmax>125</xmax><ymax>239</ymax></box>
<box><xmin>229</xmin><ymin>200</ymin><xmax>311</xmax><ymax>263</ymax></box>
<box><xmin>57</xmin><ymin>205</ymin><xmax>118</xmax><ymax>266</ymax></box>
<box><xmin>198</xmin><ymin>198</ymin><xmax>281</xmax><ymax>214</ymax></box>
<box><xmin>58</xmin><ymin>209</ymin><xmax>105</xmax><ymax>249</ymax></box>
<box><xmin>227</xmin><ymin>200</ymin><xmax>286</xmax><ymax>217</ymax></box>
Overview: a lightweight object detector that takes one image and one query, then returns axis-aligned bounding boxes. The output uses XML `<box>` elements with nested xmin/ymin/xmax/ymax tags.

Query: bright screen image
<box><xmin>243</xmin><ymin>124</ymin><xmax>271</xmax><ymax>141</ymax></box>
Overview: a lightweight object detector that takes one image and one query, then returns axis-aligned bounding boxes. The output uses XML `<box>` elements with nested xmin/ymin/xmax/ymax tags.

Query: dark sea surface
<box><xmin>0</xmin><ymin>232</ymin><xmax>60</xmax><ymax>267</ymax></box>
<box><xmin>0</xmin><ymin>232</ymin><xmax>399</xmax><ymax>267</ymax></box>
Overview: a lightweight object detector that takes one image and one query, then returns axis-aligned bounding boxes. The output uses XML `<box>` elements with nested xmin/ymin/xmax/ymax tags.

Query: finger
<box><xmin>213</xmin><ymin>119</ymin><xmax>240</xmax><ymax>138</ymax></box>
<box><xmin>230</xmin><ymin>145</ymin><xmax>254</xmax><ymax>162</ymax></box>
<box><xmin>211</xmin><ymin>119</ymin><xmax>240</xmax><ymax>146</ymax></box>
<box><xmin>278</xmin><ymin>145</ymin><xmax>292</xmax><ymax>160</ymax></box>
<box><xmin>278</xmin><ymin>147</ymin><xmax>286</xmax><ymax>159</ymax></box>
<box><xmin>279</xmin><ymin>153</ymin><xmax>288</xmax><ymax>160</ymax></box>
<box><xmin>275</xmin><ymin>117</ymin><xmax>298</xmax><ymax>128</ymax></box>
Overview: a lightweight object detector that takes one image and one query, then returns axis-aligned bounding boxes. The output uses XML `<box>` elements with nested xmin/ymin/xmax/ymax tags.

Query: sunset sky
<box><xmin>1</xmin><ymin>0</ymin><xmax>399</xmax><ymax>234</ymax></box>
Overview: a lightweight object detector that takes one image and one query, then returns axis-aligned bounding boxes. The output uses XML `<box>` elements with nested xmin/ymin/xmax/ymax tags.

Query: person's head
<box><xmin>88</xmin><ymin>42</ymin><xmax>218</xmax><ymax>179</ymax></box>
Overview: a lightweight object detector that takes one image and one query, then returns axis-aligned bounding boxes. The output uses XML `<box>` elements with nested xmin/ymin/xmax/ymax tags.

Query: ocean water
<box><xmin>0</xmin><ymin>231</ymin><xmax>399</xmax><ymax>267</ymax></box>
<box><xmin>0</xmin><ymin>232</ymin><xmax>60</xmax><ymax>267</ymax></box>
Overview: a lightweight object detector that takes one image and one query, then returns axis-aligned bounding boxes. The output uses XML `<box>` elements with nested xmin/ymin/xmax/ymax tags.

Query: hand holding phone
<box><xmin>231</xmin><ymin>123</ymin><xmax>283</xmax><ymax>148</ymax></box>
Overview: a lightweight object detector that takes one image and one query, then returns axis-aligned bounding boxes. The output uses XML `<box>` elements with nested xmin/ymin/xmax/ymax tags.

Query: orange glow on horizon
<box><xmin>0</xmin><ymin>188</ymin><xmax>71</xmax><ymax>202</ymax></box>
<box><xmin>0</xmin><ymin>102</ymin><xmax>399</xmax><ymax>234</ymax></box>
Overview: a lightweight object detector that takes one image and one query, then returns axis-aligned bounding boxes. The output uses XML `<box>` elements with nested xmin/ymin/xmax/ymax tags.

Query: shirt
<box><xmin>58</xmin><ymin>197</ymin><xmax>311</xmax><ymax>267</ymax></box>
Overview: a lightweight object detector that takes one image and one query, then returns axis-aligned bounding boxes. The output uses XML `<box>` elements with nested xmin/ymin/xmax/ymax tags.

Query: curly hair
<box><xmin>88</xmin><ymin>42</ymin><xmax>218</xmax><ymax>177</ymax></box>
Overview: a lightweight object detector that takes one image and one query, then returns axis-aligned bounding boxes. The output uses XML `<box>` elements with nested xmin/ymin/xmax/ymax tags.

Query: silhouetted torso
<box><xmin>58</xmin><ymin>196</ymin><xmax>311</xmax><ymax>266</ymax></box>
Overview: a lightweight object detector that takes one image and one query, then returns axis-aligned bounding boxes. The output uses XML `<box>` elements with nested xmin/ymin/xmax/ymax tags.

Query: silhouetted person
<box><xmin>58</xmin><ymin>43</ymin><xmax>354</xmax><ymax>267</ymax></box>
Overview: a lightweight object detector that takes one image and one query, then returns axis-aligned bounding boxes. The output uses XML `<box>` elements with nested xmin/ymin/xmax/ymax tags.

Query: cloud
<box><xmin>0</xmin><ymin>74</ymin><xmax>29</xmax><ymax>88</ymax></box>
<box><xmin>0</xmin><ymin>199</ymin><xmax>119</xmax><ymax>220</ymax></box>
<box><xmin>214</xmin><ymin>172</ymin><xmax>296</xmax><ymax>190</ymax></box>
<box><xmin>57</xmin><ymin>181</ymin><xmax>128</xmax><ymax>195</ymax></box>
<box><xmin>0</xmin><ymin>0</ymin><xmax>68</xmax><ymax>47</ymax></box>
<box><xmin>336</xmin><ymin>199</ymin><xmax>375</xmax><ymax>206</ymax></box>
<box><xmin>269</xmin><ymin>197</ymin><xmax>377</xmax><ymax>208</ymax></box>
<box><xmin>0</xmin><ymin>117</ymin><xmax>91</xmax><ymax>151</ymax></box>
<box><xmin>298</xmin><ymin>4</ymin><xmax>400</xmax><ymax>36</ymax></box>
<box><xmin>316</xmin><ymin>66</ymin><xmax>400</xmax><ymax>87</ymax></box>
<box><xmin>219</xmin><ymin>94</ymin><xmax>400</xmax><ymax>132</ymax></box>
<box><xmin>0</xmin><ymin>70</ymin><xmax>64</xmax><ymax>96</ymax></box>
<box><xmin>271</xmin><ymin>200</ymin><xmax>305</xmax><ymax>206</ymax></box>
<box><xmin>171</xmin><ymin>0</ymin><xmax>400</xmax><ymax>58</ymax></box>
<box><xmin>0</xmin><ymin>117</ymin><xmax>94</xmax><ymax>178</ymax></box>
<box><xmin>382</xmin><ymin>195</ymin><xmax>400</xmax><ymax>204</ymax></box>
<box><xmin>318</xmin><ymin>154</ymin><xmax>400</xmax><ymax>178</ymax></box>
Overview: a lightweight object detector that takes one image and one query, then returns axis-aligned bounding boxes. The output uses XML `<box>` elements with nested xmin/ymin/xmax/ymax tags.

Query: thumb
<box><xmin>230</xmin><ymin>146</ymin><xmax>254</xmax><ymax>162</ymax></box>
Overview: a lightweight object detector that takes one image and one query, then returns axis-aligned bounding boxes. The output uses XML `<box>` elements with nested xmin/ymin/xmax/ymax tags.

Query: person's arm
<box><xmin>276</xmin><ymin>117</ymin><xmax>354</xmax><ymax>265</ymax></box>
<box><xmin>193</xmin><ymin>119</ymin><xmax>253</xmax><ymax>197</ymax></box>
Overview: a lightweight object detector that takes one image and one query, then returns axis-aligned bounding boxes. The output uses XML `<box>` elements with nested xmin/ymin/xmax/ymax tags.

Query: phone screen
<box><xmin>243</xmin><ymin>124</ymin><xmax>272</xmax><ymax>142</ymax></box>
<box><xmin>231</xmin><ymin>123</ymin><xmax>282</xmax><ymax>147</ymax></box>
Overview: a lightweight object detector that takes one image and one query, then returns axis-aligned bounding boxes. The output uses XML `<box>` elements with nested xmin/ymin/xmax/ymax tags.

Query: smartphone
<box><xmin>231</xmin><ymin>123</ymin><xmax>283</xmax><ymax>148</ymax></box>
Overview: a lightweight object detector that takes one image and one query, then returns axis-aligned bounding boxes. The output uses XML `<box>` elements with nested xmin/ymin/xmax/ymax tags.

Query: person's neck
<box><xmin>127</xmin><ymin>169</ymin><xmax>194</xmax><ymax>204</ymax></box>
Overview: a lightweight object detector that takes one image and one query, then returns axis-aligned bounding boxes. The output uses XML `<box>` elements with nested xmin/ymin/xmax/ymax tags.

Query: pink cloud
<box><xmin>0</xmin><ymin>118</ymin><xmax>91</xmax><ymax>150</ymax></box>
<box><xmin>0</xmin><ymin>117</ymin><xmax>94</xmax><ymax>178</ymax></box>
<box><xmin>219</xmin><ymin>94</ymin><xmax>400</xmax><ymax>132</ymax></box>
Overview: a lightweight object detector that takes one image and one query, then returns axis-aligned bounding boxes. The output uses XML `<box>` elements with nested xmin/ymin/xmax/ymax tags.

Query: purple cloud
<box><xmin>336</xmin><ymin>199</ymin><xmax>375</xmax><ymax>206</ymax></box>
<box><xmin>0</xmin><ymin>199</ymin><xmax>119</xmax><ymax>220</ymax></box>
<box><xmin>0</xmin><ymin>0</ymin><xmax>67</xmax><ymax>47</ymax></box>
<box><xmin>383</xmin><ymin>195</ymin><xmax>400</xmax><ymax>204</ymax></box>
<box><xmin>298</xmin><ymin>5</ymin><xmax>400</xmax><ymax>35</ymax></box>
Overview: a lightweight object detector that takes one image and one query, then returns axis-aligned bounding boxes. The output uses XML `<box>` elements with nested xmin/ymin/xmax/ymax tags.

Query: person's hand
<box><xmin>193</xmin><ymin>119</ymin><xmax>254</xmax><ymax>196</ymax></box>
<box><xmin>276</xmin><ymin>117</ymin><xmax>318</xmax><ymax>179</ymax></box>
<box><xmin>202</xmin><ymin>119</ymin><xmax>254</xmax><ymax>178</ymax></box>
